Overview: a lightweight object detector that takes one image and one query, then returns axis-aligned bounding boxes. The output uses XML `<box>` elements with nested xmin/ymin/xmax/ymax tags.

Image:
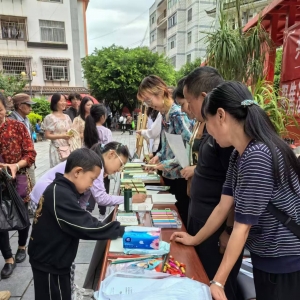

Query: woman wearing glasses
<box><xmin>44</xmin><ymin>93</ymin><xmax>73</xmax><ymax>167</ymax></box>
<box><xmin>137</xmin><ymin>75</ymin><xmax>192</xmax><ymax>227</ymax></box>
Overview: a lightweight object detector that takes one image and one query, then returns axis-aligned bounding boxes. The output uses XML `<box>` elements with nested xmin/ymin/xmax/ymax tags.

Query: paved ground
<box><xmin>0</xmin><ymin>130</ymin><xmax>137</xmax><ymax>299</ymax></box>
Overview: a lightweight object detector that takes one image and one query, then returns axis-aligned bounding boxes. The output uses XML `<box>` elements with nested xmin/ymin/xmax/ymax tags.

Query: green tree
<box><xmin>175</xmin><ymin>58</ymin><xmax>202</xmax><ymax>82</ymax></box>
<box><xmin>31</xmin><ymin>97</ymin><xmax>51</xmax><ymax>119</ymax></box>
<box><xmin>28</xmin><ymin>112</ymin><xmax>43</xmax><ymax>127</ymax></box>
<box><xmin>0</xmin><ymin>72</ymin><xmax>26</xmax><ymax>97</ymax></box>
<box><xmin>82</xmin><ymin>45</ymin><xmax>176</xmax><ymax>113</ymax></box>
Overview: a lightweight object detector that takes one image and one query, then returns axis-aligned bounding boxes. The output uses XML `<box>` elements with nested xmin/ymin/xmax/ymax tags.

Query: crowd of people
<box><xmin>0</xmin><ymin>66</ymin><xmax>299</xmax><ymax>300</ymax></box>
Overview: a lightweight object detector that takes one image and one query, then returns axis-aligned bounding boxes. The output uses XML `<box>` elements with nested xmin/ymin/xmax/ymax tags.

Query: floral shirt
<box><xmin>0</xmin><ymin>118</ymin><xmax>36</xmax><ymax>167</ymax></box>
<box><xmin>156</xmin><ymin>104</ymin><xmax>192</xmax><ymax>179</ymax></box>
<box><xmin>72</xmin><ymin>116</ymin><xmax>85</xmax><ymax>147</ymax></box>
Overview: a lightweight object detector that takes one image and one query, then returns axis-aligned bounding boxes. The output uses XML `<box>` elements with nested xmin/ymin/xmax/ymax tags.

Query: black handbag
<box><xmin>0</xmin><ymin>170</ymin><xmax>30</xmax><ymax>231</ymax></box>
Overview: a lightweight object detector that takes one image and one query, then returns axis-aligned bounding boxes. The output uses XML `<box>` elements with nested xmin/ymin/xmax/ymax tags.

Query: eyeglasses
<box><xmin>115</xmin><ymin>152</ymin><xmax>125</xmax><ymax>171</ymax></box>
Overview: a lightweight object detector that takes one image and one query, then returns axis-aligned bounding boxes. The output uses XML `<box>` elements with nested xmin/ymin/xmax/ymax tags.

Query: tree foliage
<box><xmin>28</xmin><ymin>112</ymin><xmax>43</xmax><ymax>127</ymax></box>
<box><xmin>82</xmin><ymin>45</ymin><xmax>176</xmax><ymax>113</ymax></box>
<box><xmin>0</xmin><ymin>72</ymin><xmax>27</xmax><ymax>97</ymax></box>
<box><xmin>175</xmin><ymin>58</ymin><xmax>202</xmax><ymax>82</ymax></box>
<box><xmin>274</xmin><ymin>48</ymin><xmax>283</xmax><ymax>94</ymax></box>
<box><xmin>31</xmin><ymin>97</ymin><xmax>51</xmax><ymax>119</ymax></box>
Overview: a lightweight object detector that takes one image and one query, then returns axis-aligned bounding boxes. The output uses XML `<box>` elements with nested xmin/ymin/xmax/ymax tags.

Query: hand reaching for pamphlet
<box><xmin>132</xmin><ymin>194</ymin><xmax>147</xmax><ymax>203</ymax></box>
<box><xmin>149</xmin><ymin>156</ymin><xmax>160</xmax><ymax>165</ymax></box>
<box><xmin>170</xmin><ymin>232</ymin><xmax>196</xmax><ymax>246</ymax></box>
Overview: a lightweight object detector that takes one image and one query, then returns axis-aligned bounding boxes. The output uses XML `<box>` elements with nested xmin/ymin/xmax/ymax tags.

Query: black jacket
<box><xmin>28</xmin><ymin>173</ymin><xmax>124</xmax><ymax>274</ymax></box>
<box><xmin>64</xmin><ymin>107</ymin><xmax>78</xmax><ymax>121</ymax></box>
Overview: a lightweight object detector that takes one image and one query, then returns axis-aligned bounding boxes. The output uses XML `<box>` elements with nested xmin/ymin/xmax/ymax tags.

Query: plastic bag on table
<box><xmin>94</xmin><ymin>270</ymin><xmax>212</xmax><ymax>300</ymax></box>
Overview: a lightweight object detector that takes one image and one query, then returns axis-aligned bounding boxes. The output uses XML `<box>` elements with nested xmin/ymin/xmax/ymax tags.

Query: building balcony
<box><xmin>206</xmin><ymin>0</ymin><xmax>270</xmax><ymax>16</ymax></box>
<box><xmin>157</xmin><ymin>10</ymin><xmax>167</xmax><ymax>26</ymax></box>
<box><xmin>0</xmin><ymin>16</ymin><xmax>27</xmax><ymax>41</ymax></box>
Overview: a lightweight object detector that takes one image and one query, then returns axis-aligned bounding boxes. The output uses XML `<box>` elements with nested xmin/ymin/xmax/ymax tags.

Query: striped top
<box><xmin>222</xmin><ymin>141</ymin><xmax>300</xmax><ymax>273</ymax></box>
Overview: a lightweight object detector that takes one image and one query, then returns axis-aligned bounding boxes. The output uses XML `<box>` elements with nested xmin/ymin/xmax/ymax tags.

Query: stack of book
<box><xmin>151</xmin><ymin>209</ymin><xmax>178</xmax><ymax>229</ymax></box>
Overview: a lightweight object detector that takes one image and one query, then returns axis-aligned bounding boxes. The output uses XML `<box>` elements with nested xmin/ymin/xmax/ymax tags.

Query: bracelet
<box><xmin>16</xmin><ymin>163</ymin><xmax>20</xmax><ymax>171</ymax></box>
<box><xmin>210</xmin><ymin>280</ymin><xmax>225</xmax><ymax>289</ymax></box>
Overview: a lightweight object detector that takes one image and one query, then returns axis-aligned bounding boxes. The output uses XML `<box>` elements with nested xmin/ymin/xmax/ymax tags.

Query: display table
<box><xmin>96</xmin><ymin>203</ymin><xmax>209</xmax><ymax>290</ymax></box>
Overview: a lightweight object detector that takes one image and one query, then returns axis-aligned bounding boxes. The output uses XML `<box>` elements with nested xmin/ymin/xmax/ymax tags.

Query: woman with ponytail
<box><xmin>137</xmin><ymin>75</ymin><xmax>192</xmax><ymax>227</ymax></box>
<box><xmin>84</xmin><ymin>104</ymin><xmax>112</xmax><ymax>148</ymax></box>
<box><xmin>171</xmin><ymin>81</ymin><xmax>300</xmax><ymax>300</ymax></box>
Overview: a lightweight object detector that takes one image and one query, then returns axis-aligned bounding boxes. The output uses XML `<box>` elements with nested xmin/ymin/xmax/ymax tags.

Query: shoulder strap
<box><xmin>267</xmin><ymin>202</ymin><xmax>300</xmax><ymax>239</ymax></box>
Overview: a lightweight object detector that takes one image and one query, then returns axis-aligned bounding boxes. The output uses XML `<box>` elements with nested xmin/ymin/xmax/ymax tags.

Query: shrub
<box><xmin>32</xmin><ymin>97</ymin><xmax>51</xmax><ymax>118</ymax></box>
<box><xmin>28</xmin><ymin>112</ymin><xmax>42</xmax><ymax>127</ymax></box>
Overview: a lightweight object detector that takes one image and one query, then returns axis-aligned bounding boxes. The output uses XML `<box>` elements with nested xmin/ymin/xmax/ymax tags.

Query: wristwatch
<box><xmin>225</xmin><ymin>226</ymin><xmax>233</xmax><ymax>235</ymax></box>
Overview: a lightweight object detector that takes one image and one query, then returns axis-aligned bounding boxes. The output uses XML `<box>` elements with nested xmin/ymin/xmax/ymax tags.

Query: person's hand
<box><xmin>61</xmin><ymin>134</ymin><xmax>71</xmax><ymax>140</ymax></box>
<box><xmin>219</xmin><ymin>231</ymin><xmax>230</xmax><ymax>254</ymax></box>
<box><xmin>180</xmin><ymin>166</ymin><xmax>196</xmax><ymax>180</ymax></box>
<box><xmin>170</xmin><ymin>232</ymin><xmax>196</xmax><ymax>246</ymax></box>
<box><xmin>132</xmin><ymin>194</ymin><xmax>147</xmax><ymax>203</ymax></box>
<box><xmin>210</xmin><ymin>284</ymin><xmax>227</xmax><ymax>300</ymax></box>
<box><xmin>148</xmin><ymin>153</ymin><xmax>154</xmax><ymax>159</ymax></box>
<box><xmin>136</xmin><ymin>130</ymin><xmax>142</xmax><ymax>135</ymax></box>
<box><xmin>153</xmin><ymin>163</ymin><xmax>164</xmax><ymax>171</ymax></box>
<box><xmin>149</xmin><ymin>156</ymin><xmax>159</xmax><ymax>165</ymax></box>
<box><xmin>5</xmin><ymin>164</ymin><xmax>18</xmax><ymax>179</ymax></box>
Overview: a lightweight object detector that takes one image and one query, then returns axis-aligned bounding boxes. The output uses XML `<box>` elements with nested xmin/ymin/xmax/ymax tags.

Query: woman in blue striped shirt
<box><xmin>171</xmin><ymin>81</ymin><xmax>300</xmax><ymax>300</ymax></box>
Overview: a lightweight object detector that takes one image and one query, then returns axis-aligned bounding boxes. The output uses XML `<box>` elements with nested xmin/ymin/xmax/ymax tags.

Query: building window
<box><xmin>0</xmin><ymin>56</ymin><xmax>31</xmax><ymax>79</ymax></box>
<box><xmin>187</xmin><ymin>54</ymin><xmax>191</xmax><ymax>63</ymax></box>
<box><xmin>168</xmin><ymin>0</ymin><xmax>177</xmax><ymax>9</ymax></box>
<box><xmin>42</xmin><ymin>59</ymin><xmax>69</xmax><ymax>81</ymax></box>
<box><xmin>170</xmin><ymin>56</ymin><xmax>176</xmax><ymax>68</ymax></box>
<box><xmin>150</xmin><ymin>30</ymin><xmax>156</xmax><ymax>43</ymax></box>
<box><xmin>187</xmin><ymin>31</ymin><xmax>192</xmax><ymax>44</ymax></box>
<box><xmin>188</xmin><ymin>8</ymin><xmax>192</xmax><ymax>22</ymax></box>
<box><xmin>0</xmin><ymin>16</ymin><xmax>27</xmax><ymax>40</ymax></box>
<box><xmin>168</xmin><ymin>13</ymin><xmax>177</xmax><ymax>29</ymax></box>
<box><xmin>168</xmin><ymin>35</ymin><xmax>176</xmax><ymax>50</ymax></box>
<box><xmin>150</xmin><ymin>13</ymin><xmax>156</xmax><ymax>25</ymax></box>
<box><xmin>40</xmin><ymin>0</ymin><xmax>63</xmax><ymax>2</ymax></box>
<box><xmin>39</xmin><ymin>20</ymin><xmax>65</xmax><ymax>43</ymax></box>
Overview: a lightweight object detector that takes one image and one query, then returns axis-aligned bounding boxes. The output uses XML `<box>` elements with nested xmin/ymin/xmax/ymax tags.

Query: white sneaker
<box><xmin>74</xmin><ymin>284</ymin><xmax>94</xmax><ymax>298</ymax></box>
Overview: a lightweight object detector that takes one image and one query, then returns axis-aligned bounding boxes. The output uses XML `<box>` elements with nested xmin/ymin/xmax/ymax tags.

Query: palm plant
<box><xmin>203</xmin><ymin>4</ymin><xmax>272</xmax><ymax>85</ymax></box>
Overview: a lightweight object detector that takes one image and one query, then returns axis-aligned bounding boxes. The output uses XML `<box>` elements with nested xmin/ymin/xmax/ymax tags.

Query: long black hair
<box><xmin>50</xmin><ymin>93</ymin><xmax>63</xmax><ymax>111</ymax></box>
<box><xmin>146</xmin><ymin>107</ymin><xmax>159</xmax><ymax>122</ymax></box>
<box><xmin>84</xmin><ymin>104</ymin><xmax>107</xmax><ymax>149</ymax></box>
<box><xmin>78</xmin><ymin>96</ymin><xmax>93</xmax><ymax>120</ymax></box>
<box><xmin>201</xmin><ymin>81</ymin><xmax>300</xmax><ymax>181</ymax></box>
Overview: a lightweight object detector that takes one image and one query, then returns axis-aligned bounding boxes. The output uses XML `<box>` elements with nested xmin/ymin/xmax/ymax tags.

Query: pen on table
<box><xmin>131</xmin><ymin>180</ymin><xmax>139</xmax><ymax>194</ymax></box>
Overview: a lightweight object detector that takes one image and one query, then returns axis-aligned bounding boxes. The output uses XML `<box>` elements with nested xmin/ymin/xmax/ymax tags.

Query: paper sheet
<box><xmin>151</xmin><ymin>194</ymin><xmax>176</xmax><ymax>204</ymax></box>
<box><xmin>118</xmin><ymin>198</ymin><xmax>153</xmax><ymax>212</ymax></box>
<box><xmin>109</xmin><ymin>238</ymin><xmax>124</xmax><ymax>253</ymax></box>
<box><xmin>165</xmin><ymin>132</ymin><xmax>189</xmax><ymax>168</ymax></box>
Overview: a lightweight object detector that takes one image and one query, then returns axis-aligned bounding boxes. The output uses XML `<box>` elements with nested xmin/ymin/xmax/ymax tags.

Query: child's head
<box><xmin>91</xmin><ymin>142</ymin><xmax>130</xmax><ymax>174</ymax></box>
<box><xmin>64</xmin><ymin>148</ymin><xmax>102</xmax><ymax>194</ymax></box>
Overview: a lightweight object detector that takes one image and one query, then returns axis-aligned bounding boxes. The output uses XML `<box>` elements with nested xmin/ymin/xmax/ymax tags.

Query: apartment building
<box><xmin>0</xmin><ymin>0</ymin><xmax>89</xmax><ymax>97</ymax></box>
<box><xmin>149</xmin><ymin>0</ymin><xmax>214</xmax><ymax>70</ymax></box>
<box><xmin>206</xmin><ymin>0</ymin><xmax>272</xmax><ymax>29</ymax></box>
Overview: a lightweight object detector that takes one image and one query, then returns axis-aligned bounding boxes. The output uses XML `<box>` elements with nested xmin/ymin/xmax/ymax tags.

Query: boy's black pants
<box><xmin>32</xmin><ymin>267</ymin><xmax>71</xmax><ymax>300</ymax></box>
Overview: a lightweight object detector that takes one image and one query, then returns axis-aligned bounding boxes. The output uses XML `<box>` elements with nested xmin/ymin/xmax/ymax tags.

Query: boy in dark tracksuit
<box><xmin>28</xmin><ymin>148</ymin><xmax>124</xmax><ymax>300</ymax></box>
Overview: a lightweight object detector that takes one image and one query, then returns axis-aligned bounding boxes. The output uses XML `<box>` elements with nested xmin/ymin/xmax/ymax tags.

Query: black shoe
<box><xmin>15</xmin><ymin>249</ymin><xmax>26</xmax><ymax>263</ymax></box>
<box><xmin>1</xmin><ymin>259</ymin><xmax>16</xmax><ymax>279</ymax></box>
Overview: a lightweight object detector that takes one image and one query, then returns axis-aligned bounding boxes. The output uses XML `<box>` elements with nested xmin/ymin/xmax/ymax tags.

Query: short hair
<box><xmin>184</xmin><ymin>67</ymin><xmax>224</xmax><ymax>97</ymax></box>
<box><xmin>50</xmin><ymin>93</ymin><xmax>63</xmax><ymax>111</ymax></box>
<box><xmin>174</xmin><ymin>76</ymin><xmax>186</xmax><ymax>99</ymax></box>
<box><xmin>65</xmin><ymin>148</ymin><xmax>103</xmax><ymax>173</ymax></box>
<box><xmin>69</xmin><ymin>93</ymin><xmax>82</xmax><ymax>102</ymax></box>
